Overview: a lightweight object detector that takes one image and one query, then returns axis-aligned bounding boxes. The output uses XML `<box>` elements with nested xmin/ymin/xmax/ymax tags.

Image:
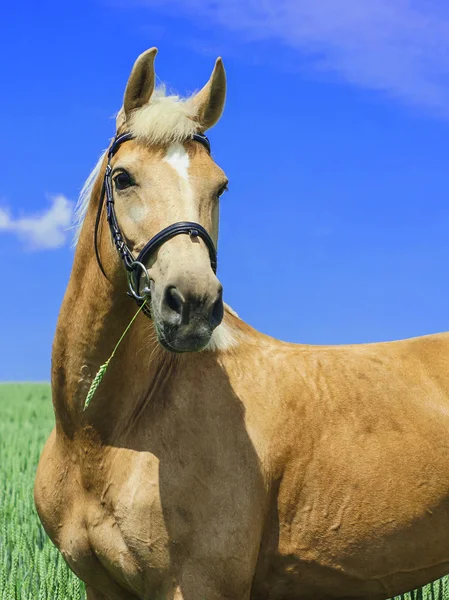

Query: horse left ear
<box><xmin>123</xmin><ymin>47</ymin><xmax>158</xmax><ymax>119</ymax></box>
<box><xmin>192</xmin><ymin>58</ymin><xmax>226</xmax><ymax>131</ymax></box>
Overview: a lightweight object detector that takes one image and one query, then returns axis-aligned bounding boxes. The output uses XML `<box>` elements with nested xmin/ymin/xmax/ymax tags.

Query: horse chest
<box><xmin>78</xmin><ymin>451</ymin><xmax>170</xmax><ymax>596</ymax></box>
<box><xmin>80</xmin><ymin>445</ymin><xmax>264</xmax><ymax>598</ymax></box>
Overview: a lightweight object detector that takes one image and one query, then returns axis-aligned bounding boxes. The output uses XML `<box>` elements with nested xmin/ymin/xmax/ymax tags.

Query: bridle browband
<box><xmin>94</xmin><ymin>131</ymin><xmax>217</xmax><ymax>318</ymax></box>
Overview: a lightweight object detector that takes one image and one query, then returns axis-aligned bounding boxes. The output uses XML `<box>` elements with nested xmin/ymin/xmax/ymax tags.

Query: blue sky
<box><xmin>1</xmin><ymin>0</ymin><xmax>448</xmax><ymax>381</ymax></box>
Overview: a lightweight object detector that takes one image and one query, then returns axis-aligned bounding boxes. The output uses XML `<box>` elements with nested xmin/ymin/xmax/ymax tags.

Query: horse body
<box><xmin>36</xmin><ymin>282</ymin><xmax>449</xmax><ymax>599</ymax></box>
<box><xmin>35</xmin><ymin>48</ymin><xmax>449</xmax><ymax>599</ymax></box>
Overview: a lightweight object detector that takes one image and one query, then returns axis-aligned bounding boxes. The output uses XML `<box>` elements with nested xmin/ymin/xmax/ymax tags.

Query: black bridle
<box><xmin>94</xmin><ymin>131</ymin><xmax>217</xmax><ymax>318</ymax></box>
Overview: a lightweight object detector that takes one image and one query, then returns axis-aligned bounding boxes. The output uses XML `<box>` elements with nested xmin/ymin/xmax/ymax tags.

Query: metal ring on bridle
<box><xmin>127</xmin><ymin>261</ymin><xmax>152</xmax><ymax>301</ymax></box>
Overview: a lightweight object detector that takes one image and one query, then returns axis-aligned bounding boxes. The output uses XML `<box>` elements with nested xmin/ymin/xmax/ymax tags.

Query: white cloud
<box><xmin>0</xmin><ymin>195</ymin><xmax>74</xmax><ymax>250</ymax></box>
<box><xmin>131</xmin><ymin>0</ymin><xmax>449</xmax><ymax>115</ymax></box>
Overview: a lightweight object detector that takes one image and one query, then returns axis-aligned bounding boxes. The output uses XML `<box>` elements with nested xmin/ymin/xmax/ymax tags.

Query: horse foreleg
<box><xmin>173</xmin><ymin>582</ymin><xmax>251</xmax><ymax>600</ymax></box>
<box><xmin>85</xmin><ymin>585</ymin><xmax>139</xmax><ymax>600</ymax></box>
<box><xmin>85</xmin><ymin>586</ymin><xmax>108</xmax><ymax>600</ymax></box>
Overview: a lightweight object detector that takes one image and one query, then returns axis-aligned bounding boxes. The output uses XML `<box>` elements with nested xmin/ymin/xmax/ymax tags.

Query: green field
<box><xmin>1</xmin><ymin>382</ymin><xmax>449</xmax><ymax>600</ymax></box>
<box><xmin>0</xmin><ymin>383</ymin><xmax>86</xmax><ymax>599</ymax></box>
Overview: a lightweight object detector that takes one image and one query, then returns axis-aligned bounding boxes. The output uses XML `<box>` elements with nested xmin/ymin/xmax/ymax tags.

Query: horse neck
<box><xmin>52</xmin><ymin>179</ymin><xmax>173</xmax><ymax>441</ymax></box>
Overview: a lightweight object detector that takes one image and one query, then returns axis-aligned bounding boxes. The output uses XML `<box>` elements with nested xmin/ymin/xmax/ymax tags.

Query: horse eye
<box><xmin>113</xmin><ymin>171</ymin><xmax>133</xmax><ymax>190</ymax></box>
<box><xmin>217</xmin><ymin>183</ymin><xmax>229</xmax><ymax>198</ymax></box>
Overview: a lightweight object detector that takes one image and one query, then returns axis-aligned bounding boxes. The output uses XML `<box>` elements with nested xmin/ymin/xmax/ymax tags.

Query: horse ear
<box><xmin>192</xmin><ymin>58</ymin><xmax>226</xmax><ymax>131</ymax></box>
<box><xmin>123</xmin><ymin>48</ymin><xmax>158</xmax><ymax>118</ymax></box>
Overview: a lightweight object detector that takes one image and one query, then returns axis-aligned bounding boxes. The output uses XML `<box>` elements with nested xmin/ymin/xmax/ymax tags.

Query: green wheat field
<box><xmin>1</xmin><ymin>382</ymin><xmax>449</xmax><ymax>600</ymax></box>
<box><xmin>0</xmin><ymin>383</ymin><xmax>86</xmax><ymax>599</ymax></box>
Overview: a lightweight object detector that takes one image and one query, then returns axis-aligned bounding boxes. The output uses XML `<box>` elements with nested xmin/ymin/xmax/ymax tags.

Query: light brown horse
<box><xmin>35</xmin><ymin>48</ymin><xmax>449</xmax><ymax>600</ymax></box>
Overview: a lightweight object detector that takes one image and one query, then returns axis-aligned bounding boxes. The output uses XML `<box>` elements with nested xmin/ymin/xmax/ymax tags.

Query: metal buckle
<box><xmin>127</xmin><ymin>261</ymin><xmax>151</xmax><ymax>301</ymax></box>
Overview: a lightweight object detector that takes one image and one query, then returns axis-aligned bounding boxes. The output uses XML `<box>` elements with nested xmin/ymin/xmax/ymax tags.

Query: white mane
<box><xmin>73</xmin><ymin>150</ymin><xmax>106</xmax><ymax>246</ymax></box>
<box><xmin>73</xmin><ymin>86</ymin><xmax>199</xmax><ymax>245</ymax></box>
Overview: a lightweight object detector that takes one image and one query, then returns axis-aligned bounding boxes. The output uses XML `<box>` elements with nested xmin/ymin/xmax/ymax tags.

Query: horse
<box><xmin>35</xmin><ymin>47</ymin><xmax>449</xmax><ymax>600</ymax></box>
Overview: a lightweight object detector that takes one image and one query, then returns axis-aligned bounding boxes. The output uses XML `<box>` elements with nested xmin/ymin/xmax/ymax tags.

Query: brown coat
<box><xmin>35</xmin><ymin>48</ymin><xmax>449</xmax><ymax>600</ymax></box>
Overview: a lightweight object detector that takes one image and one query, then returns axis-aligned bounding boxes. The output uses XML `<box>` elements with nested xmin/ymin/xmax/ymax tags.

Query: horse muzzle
<box><xmin>154</xmin><ymin>282</ymin><xmax>224</xmax><ymax>352</ymax></box>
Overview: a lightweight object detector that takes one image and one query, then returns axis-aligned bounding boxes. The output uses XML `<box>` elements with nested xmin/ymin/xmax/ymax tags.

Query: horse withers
<box><xmin>35</xmin><ymin>47</ymin><xmax>449</xmax><ymax>600</ymax></box>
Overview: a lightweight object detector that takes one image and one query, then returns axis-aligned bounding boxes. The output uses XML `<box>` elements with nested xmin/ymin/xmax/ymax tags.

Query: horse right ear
<box><xmin>123</xmin><ymin>48</ymin><xmax>158</xmax><ymax>119</ymax></box>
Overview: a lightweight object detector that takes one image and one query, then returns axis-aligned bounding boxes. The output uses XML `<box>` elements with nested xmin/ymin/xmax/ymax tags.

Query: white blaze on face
<box><xmin>164</xmin><ymin>143</ymin><xmax>190</xmax><ymax>180</ymax></box>
<box><xmin>163</xmin><ymin>143</ymin><xmax>196</xmax><ymax>221</ymax></box>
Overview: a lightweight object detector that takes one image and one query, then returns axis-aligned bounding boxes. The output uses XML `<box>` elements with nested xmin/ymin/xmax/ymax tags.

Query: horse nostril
<box><xmin>210</xmin><ymin>294</ymin><xmax>224</xmax><ymax>328</ymax></box>
<box><xmin>163</xmin><ymin>286</ymin><xmax>184</xmax><ymax>320</ymax></box>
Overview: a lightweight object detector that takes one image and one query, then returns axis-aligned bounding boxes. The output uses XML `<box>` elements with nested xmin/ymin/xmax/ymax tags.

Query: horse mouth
<box><xmin>153</xmin><ymin>317</ymin><xmax>212</xmax><ymax>353</ymax></box>
<box><xmin>148</xmin><ymin>284</ymin><xmax>221</xmax><ymax>353</ymax></box>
